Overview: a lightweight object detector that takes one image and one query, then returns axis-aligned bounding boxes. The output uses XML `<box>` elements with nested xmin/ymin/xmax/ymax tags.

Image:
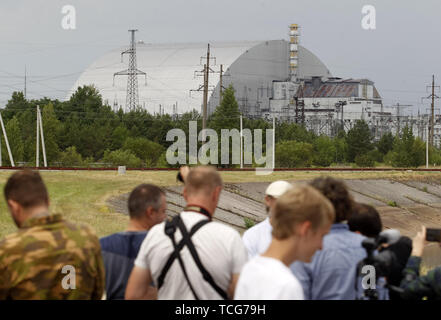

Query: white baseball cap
<box><xmin>265</xmin><ymin>181</ymin><xmax>293</xmax><ymax>198</ymax></box>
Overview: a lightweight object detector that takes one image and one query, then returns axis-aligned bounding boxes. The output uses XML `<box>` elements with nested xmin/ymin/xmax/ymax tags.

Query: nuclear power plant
<box><xmin>71</xmin><ymin>25</ymin><xmax>440</xmax><ymax>144</ymax></box>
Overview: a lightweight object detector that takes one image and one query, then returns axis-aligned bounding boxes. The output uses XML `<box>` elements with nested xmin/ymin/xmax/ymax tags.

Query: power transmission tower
<box><xmin>422</xmin><ymin>75</ymin><xmax>440</xmax><ymax>146</ymax></box>
<box><xmin>392</xmin><ymin>103</ymin><xmax>412</xmax><ymax>136</ymax></box>
<box><xmin>114</xmin><ymin>29</ymin><xmax>147</xmax><ymax>112</ymax></box>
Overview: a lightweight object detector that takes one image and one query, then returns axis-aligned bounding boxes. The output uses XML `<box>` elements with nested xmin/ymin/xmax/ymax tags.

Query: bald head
<box><xmin>185</xmin><ymin>166</ymin><xmax>223</xmax><ymax>197</ymax></box>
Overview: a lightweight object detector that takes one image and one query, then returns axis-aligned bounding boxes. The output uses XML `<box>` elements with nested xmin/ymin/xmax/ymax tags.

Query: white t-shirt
<box><xmin>242</xmin><ymin>218</ymin><xmax>273</xmax><ymax>259</ymax></box>
<box><xmin>134</xmin><ymin>211</ymin><xmax>248</xmax><ymax>300</ymax></box>
<box><xmin>234</xmin><ymin>256</ymin><xmax>304</xmax><ymax>300</ymax></box>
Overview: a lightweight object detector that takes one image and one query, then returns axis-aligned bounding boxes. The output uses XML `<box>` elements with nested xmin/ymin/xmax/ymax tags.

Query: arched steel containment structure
<box><xmin>71</xmin><ymin>40</ymin><xmax>331</xmax><ymax>116</ymax></box>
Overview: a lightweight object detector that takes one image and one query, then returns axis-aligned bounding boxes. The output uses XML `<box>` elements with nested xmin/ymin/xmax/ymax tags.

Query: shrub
<box><xmin>123</xmin><ymin>137</ymin><xmax>165</xmax><ymax>166</ymax></box>
<box><xmin>58</xmin><ymin>146</ymin><xmax>84</xmax><ymax>167</ymax></box>
<box><xmin>312</xmin><ymin>135</ymin><xmax>336</xmax><ymax>167</ymax></box>
<box><xmin>355</xmin><ymin>153</ymin><xmax>375</xmax><ymax>167</ymax></box>
<box><xmin>102</xmin><ymin>149</ymin><xmax>143</xmax><ymax>168</ymax></box>
<box><xmin>275</xmin><ymin>141</ymin><xmax>313</xmax><ymax>168</ymax></box>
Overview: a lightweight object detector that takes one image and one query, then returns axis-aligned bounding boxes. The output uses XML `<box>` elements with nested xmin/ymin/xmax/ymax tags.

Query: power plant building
<box><xmin>71</xmin><ymin>27</ymin><xmax>396</xmax><ymax>139</ymax></box>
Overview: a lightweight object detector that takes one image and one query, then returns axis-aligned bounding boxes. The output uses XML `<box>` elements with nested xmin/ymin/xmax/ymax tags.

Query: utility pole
<box><xmin>190</xmin><ymin>44</ymin><xmax>216</xmax><ymax>140</ymax></box>
<box><xmin>0</xmin><ymin>113</ymin><xmax>14</xmax><ymax>167</ymax></box>
<box><xmin>24</xmin><ymin>65</ymin><xmax>27</xmax><ymax>99</ymax></box>
<box><xmin>426</xmin><ymin>123</ymin><xmax>429</xmax><ymax>168</ymax></box>
<box><xmin>219</xmin><ymin>64</ymin><xmax>224</xmax><ymax>105</ymax></box>
<box><xmin>113</xmin><ymin>29</ymin><xmax>147</xmax><ymax>112</ymax></box>
<box><xmin>35</xmin><ymin>106</ymin><xmax>47</xmax><ymax>168</ymax></box>
<box><xmin>272</xmin><ymin>115</ymin><xmax>275</xmax><ymax>170</ymax></box>
<box><xmin>240</xmin><ymin>115</ymin><xmax>243</xmax><ymax>169</ymax></box>
<box><xmin>422</xmin><ymin>75</ymin><xmax>440</xmax><ymax>146</ymax></box>
<box><xmin>36</xmin><ymin>106</ymin><xmax>39</xmax><ymax>167</ymax></box>
<box><xmin>202</xmin><ymin>44</ymin><xmax>212</xmax><ymax>138</ymax></box>
<box><xmin>38</xmin><ymin>106</ymin><xmax>47</xmax><ymax>167</ymax></box>
<box><xmin>216</xmin><ymin>64</ymin><xmax>230</xmax><ymax>106</ymax></box>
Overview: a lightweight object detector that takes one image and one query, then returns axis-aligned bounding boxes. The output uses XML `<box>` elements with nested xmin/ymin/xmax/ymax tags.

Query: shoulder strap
<box><xmin>165</xmin><ymin>216</ymin><xmax>201</xmax><ymax>300</ymax></box>
<box><xmin>157</xmin><ymin>216</ymin><xmax>211</xmax><ymax>292</ymax></box>
<box><xmin>176</xmin><ymin>217</ymin><xmax>229</xmax><ymax>300</ymax></box>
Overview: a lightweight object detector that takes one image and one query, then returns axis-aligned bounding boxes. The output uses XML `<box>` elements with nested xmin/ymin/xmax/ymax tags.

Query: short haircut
<box><xmin>348</xmin><ymin>203</ymin><xmax>382</xmax><ymax>238</ymax></box>
<box><xmin>272</xmin><ymin>185</ymin><xmax>335</xmax><ymax>240</ymax></box>
<box><xmin>4</xmin><ymin>170</ymin><xmax>49</xmax><ymax>209</ymax></box>
<box><xmin>310</xmin><ymin>177</ymin><xmax>353</xmax><ymax>223</ymax></box>
<box><xmin>185</xmin><ymin>166</ymin><xmax>223</xmax><ymax>196</ymax></box>
<box><xmin>128</xmin><ymin>184</ymin><xmax>165</xmax><ymax>219</ymax></box>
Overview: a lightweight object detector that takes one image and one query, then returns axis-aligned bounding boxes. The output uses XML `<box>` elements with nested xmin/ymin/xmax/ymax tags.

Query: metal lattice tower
<box><xmin>114</xmin><ymin>30</ymin><xmax>147</xmax><ymax>112</ymax></box>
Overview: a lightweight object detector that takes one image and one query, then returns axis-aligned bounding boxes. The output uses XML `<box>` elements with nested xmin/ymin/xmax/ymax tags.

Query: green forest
<box><xmin>1</xmin><ymin>84</ymin><xmax>440</xmax><ymax>168</ymax></box>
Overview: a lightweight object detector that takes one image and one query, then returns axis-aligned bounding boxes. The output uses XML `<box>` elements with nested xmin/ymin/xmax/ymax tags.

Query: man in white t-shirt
<box><xmin>234</xmin><ymin>185</ymin><xmax>335</xmax><ymax>300</ymax></box>
<box><xmin>242</xmin><ymin>180</ymin><xmax>293</xmax><ymax>258</ymax></box>
<box><xmin>125</xmin><ymin>166</ymin><xmax>248</xmax><ymax>300</ymax></box>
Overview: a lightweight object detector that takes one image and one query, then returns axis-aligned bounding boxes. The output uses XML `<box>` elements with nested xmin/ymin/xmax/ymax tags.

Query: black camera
<box><xmin>357</xmin><ymin>230</ymin><xmax>412</xmax><ymax>300</ymax></box>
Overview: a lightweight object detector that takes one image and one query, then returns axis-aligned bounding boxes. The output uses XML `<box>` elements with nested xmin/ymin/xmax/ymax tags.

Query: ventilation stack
<box><xmin>289</xmin><ymin>24</ymin><xmax>299</xmax><ymax>83</ymax></box>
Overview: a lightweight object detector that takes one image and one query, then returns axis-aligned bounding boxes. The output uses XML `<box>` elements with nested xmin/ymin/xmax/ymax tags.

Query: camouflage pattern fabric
<box><xmin>0</xmin><ymin>214</ymin><xmax>105</xmax><ymax>300</ymax></box>
<box><xmin>400</xmin><ymin>256</ymin><xmax>441</xmax><ymax>300</ymax></box>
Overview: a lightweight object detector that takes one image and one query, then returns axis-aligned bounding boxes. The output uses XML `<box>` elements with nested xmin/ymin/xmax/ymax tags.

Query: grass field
<box><xmin>0</xmin><ymin>169</ymin><xmax>441</xmax><ymax>239</ymax></box>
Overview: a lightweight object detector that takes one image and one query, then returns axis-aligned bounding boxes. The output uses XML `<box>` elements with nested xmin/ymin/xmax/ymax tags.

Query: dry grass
<box><xmin>1</xmin><ymin>169</ymin><xmax>441</xmax><ymax>239</ymax></box>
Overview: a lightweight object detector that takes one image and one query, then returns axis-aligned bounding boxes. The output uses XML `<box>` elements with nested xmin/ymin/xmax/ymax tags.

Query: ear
<box><xmin>183</xmin><ymin>187</ymin><xmax>188</xmax><ymax>201</ymax></box>
<box><xmin>145</xmin><ymin>206</ymin><xmax>154</xmax><ymax>219</ymax></box>
<box><xmin>214</xmin><ymin>186</ymin><xmax>222</xmax><ymax>200</ymax></box>
<box><xmin>298</xmin><ymin>220</ymin><xmax>312</xmax><ymax>237</ymax></box>
<box><xmin>264</xmin><ymin>195</ymin><xmax>271</xmax><ymax>207</ymax></box>
<box><xmin>7</xmin><ymin>199</ymin><xmax>19</xmax><ymax>212</ymax></box>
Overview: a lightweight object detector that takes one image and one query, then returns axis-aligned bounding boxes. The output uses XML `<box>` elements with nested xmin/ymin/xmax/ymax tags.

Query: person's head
<box><xmin>264</xmin><ymin>180</ymin><xmax>293</xmax><ymax>215</ymax></box>
<box><xmin>348</xmin><ymin>203</ymin><xmax>382</xmax><ymax>238</ymax></box>
<box><xmin>271</xmin><ymin>185</ymin><xmax>335</xmax><ymax>263</ymax></box>
<box><xmin>310</xmin><ymin>177</ymin><xmax>353</xmax><ymax>223</ymax></box>
<box><xmin>128</xmin><ymin>184</ymin><xmax>167</xmax><ymax>228</ymax></box>
<box><xmin>4</xmin><ymin>169</ymin><xmax>50</xmax><ymax>227</ymax></box>
<box><xmin>182</xmin><ymin>166</ymin><xmax>223</xmax><ymax>216</ymax></box>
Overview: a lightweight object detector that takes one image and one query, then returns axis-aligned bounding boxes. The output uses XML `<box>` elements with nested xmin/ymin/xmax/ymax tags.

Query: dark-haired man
<box><xmin>126</xmin><ymin>166</ymin><xmax>248</xmax><ymax>300</ymax></box>
<box><xmin>100</xmin><ymin>184</ymin><xmax>167</xmax><ymax>300</ymax></box>
<box><xmin>349</xmin><ymin>203</ymin><xmax>382</xmax><ymax>238</ymax></box>
<box><xmin>290</xmin><ymin>177</ymin><xmax>367</xmax><ymax>300</ymax></box>
<box><xmin>0</xmin><ymin>170</ymin><xmax>104</xmax><ymax>299</ymax></box>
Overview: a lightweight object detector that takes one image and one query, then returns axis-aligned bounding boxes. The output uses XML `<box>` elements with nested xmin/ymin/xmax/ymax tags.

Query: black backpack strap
<box><xmin>166</xmin><ymin>216</ymin><xmax>200</xmax><ymax>300</ymax></box>
<box><xmin>157</xmin><ymin>216</ymin><xmax>210</xmax><ymax>292</ymax></box>
<box><xmin>176</xmin><ymin>217</ymin><xmax>229</xmax><ymax>300</ymax></box>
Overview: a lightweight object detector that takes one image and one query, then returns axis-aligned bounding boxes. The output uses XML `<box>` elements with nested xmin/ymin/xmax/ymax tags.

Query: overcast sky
<box><xmin>1</xmin><ymin>0</ymin><xmax>441</xmax><ymax>115</ymax></box>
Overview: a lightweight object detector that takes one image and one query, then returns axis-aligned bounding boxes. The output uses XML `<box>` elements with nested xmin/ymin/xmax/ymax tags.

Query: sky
<box><xmin>1</xmin><ymin>0</ymin><xmax>441</xmax><ymax>115</ymax></box>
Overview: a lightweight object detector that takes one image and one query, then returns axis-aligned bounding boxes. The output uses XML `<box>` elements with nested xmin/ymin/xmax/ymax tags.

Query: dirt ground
<box><xmin>107</xmin><ymin>177</ymin><xmax>441</xmax><ymax>269</ymax></box>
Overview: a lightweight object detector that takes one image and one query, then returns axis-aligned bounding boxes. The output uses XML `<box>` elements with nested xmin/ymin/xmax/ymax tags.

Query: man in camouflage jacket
<box><xmin>400</xmin><ymin>226</ymin><xmax>441</xmax><ymax>300</ymax></box>
<box><xmin>0</xmin><ymin>170</ymin><xmax>104</xmax><ymax>300</ymax></box>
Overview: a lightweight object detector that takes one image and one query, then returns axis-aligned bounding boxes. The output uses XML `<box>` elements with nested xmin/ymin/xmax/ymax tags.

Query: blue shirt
<box><xmin>100</xmin><ymin>231</ymin><xmax>148</xmax><ymax>300</ymax></box>
<box><xmin>290</xmin><ymin>223</ymin><xmax>368</xmax><ymax>300</ymax></box>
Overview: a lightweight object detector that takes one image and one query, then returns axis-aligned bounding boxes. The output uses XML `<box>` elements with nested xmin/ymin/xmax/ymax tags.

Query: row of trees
<box><xmin>1</xmin><ymin>85</ymin><xmax>438</xmax><ymax>168</ymax></box>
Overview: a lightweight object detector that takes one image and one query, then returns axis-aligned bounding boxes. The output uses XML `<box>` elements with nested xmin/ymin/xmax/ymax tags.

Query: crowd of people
<box><xmin>0</xmin><ymin>167</ymin><xmax>440</xmax><ymax>300</ymax></box>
